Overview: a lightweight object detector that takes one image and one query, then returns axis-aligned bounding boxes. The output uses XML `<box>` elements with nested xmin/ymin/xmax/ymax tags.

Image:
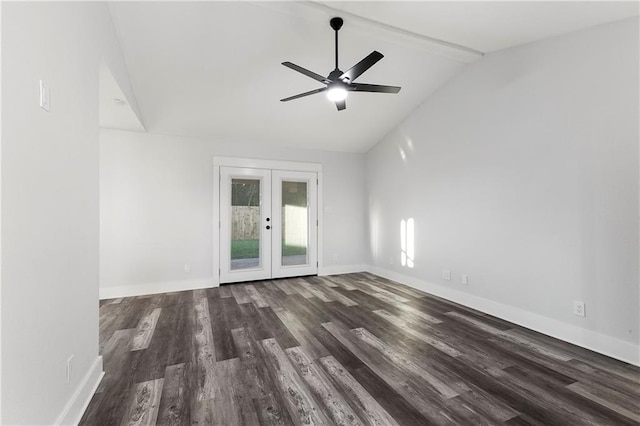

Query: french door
<box><xmin>219</xmin><ymin>167</ymin><xmax>318</xmax><ymax>283</ymax></box>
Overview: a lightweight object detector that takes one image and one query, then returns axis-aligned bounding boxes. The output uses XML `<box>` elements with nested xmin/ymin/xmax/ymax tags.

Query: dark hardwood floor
<box><xmin>81</xmin><ymin>273</ymin><xmax>640</xmax><ymax>425</ymax></box>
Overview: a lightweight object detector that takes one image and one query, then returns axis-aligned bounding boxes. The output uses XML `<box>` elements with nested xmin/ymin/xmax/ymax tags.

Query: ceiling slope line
<box><xmin>106</xmin><ymin>3</ymin><xmax>147</xmax><ymax>131</ymax></box>
<box><xmin>305</xmin><ymin>1</ymin><xmax>485</xmax><ymax>63</ymax></box>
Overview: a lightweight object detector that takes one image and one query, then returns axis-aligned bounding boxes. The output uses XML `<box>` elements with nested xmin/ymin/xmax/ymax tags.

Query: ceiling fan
<box><xmin>280</xmin><ymin>17</ymin><xmax>401</xmax><ymax>111</ymax></box>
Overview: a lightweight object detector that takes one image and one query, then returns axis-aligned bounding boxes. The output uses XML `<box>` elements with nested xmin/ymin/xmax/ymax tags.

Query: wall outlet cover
<box><xmin>573</xmin><ymin>301</ymin><xmax>586</xmax><ymax>317</ymax></box>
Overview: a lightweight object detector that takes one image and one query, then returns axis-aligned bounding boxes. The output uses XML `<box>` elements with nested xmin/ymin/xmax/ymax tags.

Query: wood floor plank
<box><xmin>318</xmin><ymin>282</ymin><xmax>359</xmax><ymax>306</ymax></box>
<box><xmin>355</xmin><ymin>277</ymin><xmax>425</xmax><ymax>302</ymax></box>
<box><xmin>193</xmin><ymin>296</ymin><xmax>216</xmax><ymax>401</ymax></box>
<box><xmin>274</xmin><ymin>308</ymin><xmax>330</xmax><ymax>359</ymax></box>
<box><xmin>515</xmin><ymin>328</ymin><xmax>640</xmax><ymax>380</ymax></box>
<box><xmin>282</xmin><ymin>293</ymin><xmax>333</xmax><ymax>325</ymax></box>
<box><xmin>120</xmin><ymin>378</ymin><xmax>164</xmax><ymax>426</ymax></box>
<box><xmin>566</xmin><ymin>358</ymin><xmax>640</xmax><ymax>396</ymax></box>
<box><xmin>298</xmin><ymin>280</ymin><xmax>334</xmax><ymax>302</ymax></box>
<box><xmin>351</xmin><ymin>325</ymin><xmax>476</xmax><ymax>398</ymax></box>
<box><xmin>501</xmin><ymin>363</ymin><xmax>636</xmax><ymax>425</ymax></box>
<box><xmin>246</xmin><ymin>284</ymin><xmax>270</xmax><ymax>308</ymax></box>
<box><xmin>373</xmin><ymin>309</ymin><xmax>461</xmax><ymax>358</ymax></box>
<box><xmin>351</xmin><ymin>327</ymin><xmax>459</xmax><ymax>399</ymax></box>
<box><xmin>319</xmin><ymin>355</ymin><xmax>400</xmax><ymax>426</ymax></box>
<box><xmin>326</xmin><ymin>275</ymin><xmax>358</xmax><ymax>291</ymax></box>
<box><xmin>350</xmin><ymin>366</ymin><xmax>430</xmax><ymax>426</ymax></box>
<box><xmin>352</xmin><ymin>280</ymin><xmax>411</xmax><ymax>303</ymax></box>
<box><xmin>156</xmin><ymin>363</ymin><xmax>189</xmax><ymax>426</ymax></box>
<box><xmin>230</xmin><ymin>284</ymin><xmax>252</xmax><ymax>305</ymax></box>
<box><xmin>131</xmin><ymin>308</ymin><xmax>162</xmax><ymax>351</ymax></box>
<box><xmin>373</xmin><ymin>297</ymin><xmax>443</xmax><ymax>324</ymax></box>
<box><xmin>257</xmin><ymin>306</ymin><xmax>300</xmax><ymax>349</ymax></box>
<box><xmin>285</xmin><ymin>346</ymin><xmax>364</xmax><ymax>425</ymax></box>
<box><xmin>445</xmin><ymin>311</ymin><xmax>574</xmax><ymax>362</ymax></box>
<box><xmin>132</xmin><ymin>326</ymin><xmax>174</xmax><ymax>383</ymax></box>
<box><xmin>231</xmin><ymin>327</ymin><xmax>292</xmax><ymax>425</ymax></box>
<box><xmin>322</xmin><ymin>321</ymin><xmax>457</xmax><ymax>424</ymax></box>
<box><xmin>311</xmin><ymin>323</ymin><xmax>366</xmax><ymax>372</ymax></box>
<box><xmin>97</xmin><ymin>329</ymin><xmax>136</xmax><ymax>394</ymax></box>
<box><xmin>369</xmin><ymin>289</ymin><xmax>411</xmax><ymax>304</ymax></box>
<box><xmin>253</xmin><ymin>282</ymin><xmax>290</xmax><ymax>311</ymax></box>
<box><xmin>290</xmin><ymin>278</ymin><xmax>316</xmax><ymax>298</ymax></box>
<box><xmin>193</xmin><ymin>358</ymin><xmax>258</xmax><ymax>425</ymax></box>
<box><xmin>204</xmin><ymin>286</ymin><xmax>220</xmax><ymax>299</ymax></box>
<box><xmin>363</xmin><ymin>275</ymin><xmax>427</xmax><ymax>300</ymax></box>
<box><xmin>493</xmin><ymin>364</ymin><xmax>635</xmax><ymax>425</ymax></box>
<box><xmin>315</xmin><ymin>276</ymin><xmax>339</xmax><ymax>288</ymax></box>
<box><xmin>500</xmin><ymin>329</ymin><xmax>574</xmax><ymax>362</ymax></box>
<box><xmin>332</xmin><ymin>288</ymin><xmax>388</xmax><ymax>312</ymax></box>
<box><xmin>567</xmin><ymin>382</ymin><xmax>640</xmax><ymax>423</ymax></box>
<box><xmin>219</xmin><ymin>357</ymin><xmax>260</xmax><ymax>425</ymax></box>
<box><xmin>454</xmin><ymin>384</ymin><xmax>519</xmax><ymax>423</ymax></box>
<box><xmin>260</xmin><ymin>338</ymin><xmax>332</xmax><ymax>425</ymax></box>
<box><xmin>309</xmin><ymin>300</ymin><xmax>367</xmax><ymax>330</ymax></box>
<box><xmin>218</xmin><ymin>285</ymin><xmax>233</xmax><ymax>298</ymax></box>
<box><xmin>89</xmin><ymin>353</ymin><xmax>146</xmax><ymax>424</ymax></box>
<box><xmin>273</xmin><ymin>279</ymin><xmax>299</xmax><ymax>295</ymax></box>
<box><xmin>165</xmin><ymin>294</ymin><xmax>194</xmax><ymax>366</ymax></box>
<box><xmin>208</xmin><ymin>296</ymin><xmax>239</xmax><ymax>361</ymax></box>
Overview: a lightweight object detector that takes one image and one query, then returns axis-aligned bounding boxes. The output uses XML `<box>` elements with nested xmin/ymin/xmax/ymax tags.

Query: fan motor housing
<box><xmin>330</xmin><ymin>17</ymin><xmax>344</xmax><ymax>31</ymax></box>
<box><xmin>328</xmin><ymin>69</ymin><xmax>343</xmax><ymax>81</ymax></box>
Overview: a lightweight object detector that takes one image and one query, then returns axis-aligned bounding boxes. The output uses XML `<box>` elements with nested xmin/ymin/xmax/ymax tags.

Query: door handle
<box><xmin>266</xmin><ymin>225</ymin><xmax>271</xmax><ymax>230</ymax></box>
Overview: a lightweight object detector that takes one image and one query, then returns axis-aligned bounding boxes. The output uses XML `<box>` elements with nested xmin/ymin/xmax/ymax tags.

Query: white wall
<box><xmin>366</xmin><ymin>18</ymin><xmax>639</xmax><ymax>363</ymax></box>
<box><xmin>99</xmin><ymin>129</ymin><xmax>367</xmax><ymax>295</ymax></box>
<box><xmin>1</xmin><ymin>3</ymin><xmax>131</xmax><ymax>424</ymax></box>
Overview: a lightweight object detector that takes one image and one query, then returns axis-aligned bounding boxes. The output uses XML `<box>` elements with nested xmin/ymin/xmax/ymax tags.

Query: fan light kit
<box><xmin>280</xmin><ymin>17</ymin><xmax>401</xmax><ymax>111</ymax></box>
<box><xmin>326</xmin><ymin>83</ymin><xmax>348</xmax><ymax>101</ymax></box>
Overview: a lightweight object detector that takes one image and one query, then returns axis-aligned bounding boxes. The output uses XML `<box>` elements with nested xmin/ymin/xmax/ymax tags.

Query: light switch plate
<box><xmin>39</xmin><ymin>80</ymin><xmax>50</xmax><ymax>111</ymax></box>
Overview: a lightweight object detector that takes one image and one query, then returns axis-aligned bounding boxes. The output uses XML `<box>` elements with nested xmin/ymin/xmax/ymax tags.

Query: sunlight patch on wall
<box><xmin>398</xmin><ymin>146</ymin><xmax>407</xmax><ymax>163</ymax></box>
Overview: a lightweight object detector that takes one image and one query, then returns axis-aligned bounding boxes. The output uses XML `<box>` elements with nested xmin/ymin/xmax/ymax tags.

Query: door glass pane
<box><xmin>231</xmin><ymin>178</ymin><xmax>260</xmax><ymax>270</ymax></box>
<box><xmin>281</xmin><ymin>181</ymin><xmax>308</xmax><ymax>266</ymax></box>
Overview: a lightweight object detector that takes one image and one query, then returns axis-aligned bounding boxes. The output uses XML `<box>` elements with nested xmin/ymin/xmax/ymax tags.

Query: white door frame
<box><xmin>213</xmin><ymin>156</ymin><xmax>323</xmax><ymax>287</ymax></box>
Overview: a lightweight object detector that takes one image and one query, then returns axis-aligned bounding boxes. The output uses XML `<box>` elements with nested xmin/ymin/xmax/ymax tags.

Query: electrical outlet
<box><xmin>442</xmin><ymin>270</ymin><xmax>451</xmax><ymax>280</ymax></box>
<box><xmin>66</xmin><ymin>355</ymin><xmax>74</xmax><ymax>384</ymax></box>
<box><xmin>332</xmin><ymin>254</ymin><xmax>338</xmax><ymax>262</ymax></box>
<box><xmin>461</xmin><ymin>274</ymin><xmax>469</xmax><ymax>285</ymax></box>
<box><xmin>573</xmin><ymin>301</ymin><xmax>586</xmax><ymax>317</ymax></box>
<box><xmin>184</xmin><ymin>264</ymin><xmax>191</xmax><ymax>273</ymax></box>
<box><xmin>389</xmin><ymin>256</ymin><xmax>394</xmax><ymax>265</ymax></box>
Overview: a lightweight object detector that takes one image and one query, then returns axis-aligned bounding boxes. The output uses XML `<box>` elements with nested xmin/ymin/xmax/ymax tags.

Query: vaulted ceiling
<box><xmin>103</xmin><ymin>1</ymin><xmax>638</xmax><ymax>153</ymax></box>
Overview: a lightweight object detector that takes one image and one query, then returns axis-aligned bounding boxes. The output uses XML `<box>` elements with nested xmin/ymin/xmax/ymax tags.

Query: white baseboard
<box><xmin>367</xmin><ymin>265</ymin><xmax>640</xmax><ymax>367</ymax></box>
<box><xmin>99</xmin><ymin>278</ymin><xmax>213</xmax><ymax>300</ymax></box>
<box><xmin>319</xmin><ymin>264</ymin><xmax>367</xmax><ymax>276</ymax></box>
<box><xmin>55</xmin><ymin>356</ymin><xmax>104</xmax><ymax>426</ymax></box>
